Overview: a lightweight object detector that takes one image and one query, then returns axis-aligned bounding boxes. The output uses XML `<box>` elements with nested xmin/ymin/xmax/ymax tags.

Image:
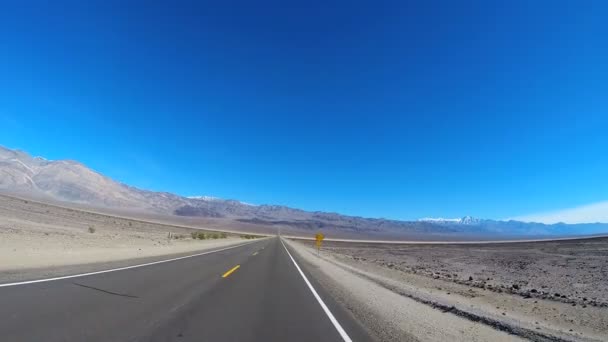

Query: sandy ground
<box><xmin>0</xmin><ymin>195</ymin><xmax>255</xmax><ymax>277</ymax></box>
<box><xmin>290</xmin><ymin>238</ymin><xmax>608</xmax><ymax>342</ymax></box>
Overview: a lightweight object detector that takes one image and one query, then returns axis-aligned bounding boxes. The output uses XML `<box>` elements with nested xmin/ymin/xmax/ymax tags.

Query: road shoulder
<box><xmin>284</xmin><ymin>238</ymin><xmax>528</xmax><ymax>342</ymax></box>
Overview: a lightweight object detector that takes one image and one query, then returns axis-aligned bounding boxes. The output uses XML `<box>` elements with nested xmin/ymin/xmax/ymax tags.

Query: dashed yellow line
<box><xmin>221</xmin><ymin>265</ymin><xmax>240</xmax><ymax>278</ymax></box>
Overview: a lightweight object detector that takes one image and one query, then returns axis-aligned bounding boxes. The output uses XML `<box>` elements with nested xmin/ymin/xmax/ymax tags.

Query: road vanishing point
<box><xmin>0</xmin><ymin>237</ymin><xmax>372</xmax><ymax>341</ymax></box>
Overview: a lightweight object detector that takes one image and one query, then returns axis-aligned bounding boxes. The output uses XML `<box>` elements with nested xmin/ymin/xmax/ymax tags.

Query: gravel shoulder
<box><xmin>291</xmin><ymin>238</ymin><xmax>608</xmax><ymax>342</ymax></box>
<box><xmin>285</xmin><ymin>238</ymin><xmax>528</xmax><ymax>342</ymax></box>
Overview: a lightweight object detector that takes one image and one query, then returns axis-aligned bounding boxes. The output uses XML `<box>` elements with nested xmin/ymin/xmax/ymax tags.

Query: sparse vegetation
<box><xmin>169</xmin><ymin>233</ymin><xmax>186</xmax><ymax>240</ymax></box>
<box><xmin>88</xmin><ymin>226</ymin><xmax>96</xmax><ymax>233</ymax></box>
<box><xmin>189</xmin><ymin>231</ymin><xmax>229</xmax><ymax>240</ymax></box>
<box><xmin>240</xmin><ymin>234</ymin><xmax>259</xmax><ymax>239</ymax></box>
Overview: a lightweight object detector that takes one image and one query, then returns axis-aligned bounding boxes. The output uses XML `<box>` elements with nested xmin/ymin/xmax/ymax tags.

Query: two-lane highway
<box><xmin>0</xmin><ymin>237</ymin><xmax>371</xmax><ymax>341</ymax></box>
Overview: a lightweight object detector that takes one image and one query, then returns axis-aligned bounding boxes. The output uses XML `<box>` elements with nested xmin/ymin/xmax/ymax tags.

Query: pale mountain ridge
<box><xmin>1</xmin><ymin>145</ymin><xmax>607</xmax><ymax>238</ymax></box>
<box><xmin>187</xmin><ymin>195</ymin><xmax>258</xmax><ymax>207</ymax></box>
<box><xmin>418</xmin><ymin>216</ymin><xmax>481</xmax><ymax>225</ymax></box>
<box><xmin>418</xmin><ymin>217</ymin><xmax>462</xmax><ymax>223</ymax></box>
<box><xmin>0</xmin><ymin>145</ymin><xmax>188</xmax><ymax>212</ymax></box>
<box><xmin>187</xmin><ymin>195</ymin><xmax>222</xmax><ymax>201</ymax></box>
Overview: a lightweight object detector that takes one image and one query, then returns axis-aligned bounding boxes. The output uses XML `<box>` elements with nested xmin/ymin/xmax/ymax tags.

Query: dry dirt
<box><xmin>302</xmin><ymin>238</ymin><xmax>608</xmax><ymax>341</ymax></box>
<box><xmin>0</xmin><ymin>194</ymin><xmax>255</xmax><ymax>276</ymax></box>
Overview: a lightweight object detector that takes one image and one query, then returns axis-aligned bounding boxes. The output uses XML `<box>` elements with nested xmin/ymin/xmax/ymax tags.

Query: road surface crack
<box><xmin>72</xmin><ymin>282</ymin><xmax>139</xmax><ymax>299</ymax></box>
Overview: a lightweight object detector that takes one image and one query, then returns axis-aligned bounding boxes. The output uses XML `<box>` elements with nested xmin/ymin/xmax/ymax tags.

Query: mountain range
<box><xmin>1</xmin><ymin>145</ymin><xmax>607</xmax><ymax>240</ymax></box>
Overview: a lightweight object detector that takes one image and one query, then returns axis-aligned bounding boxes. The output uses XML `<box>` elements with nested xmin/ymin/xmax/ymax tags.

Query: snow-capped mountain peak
<box><xmin>460</xmin><ymin>215</ymin><xmax>480</xmax><ymax>224</ymax></box>
<box><xmin>418</xmin><ymin>216</ymin><xmax>480</xmax><ymax>225</ymax></box>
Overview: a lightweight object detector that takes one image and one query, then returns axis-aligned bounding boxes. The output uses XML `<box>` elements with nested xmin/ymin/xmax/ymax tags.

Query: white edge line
<box><xmin>280</xmin><ymin>238</ymin><xmax>353</xmax><ymax>342</ymax></box>
<box><xmin>0</xmin><ymin>240</ymin><xmax>261</xmax><ymax>288</ymax></box>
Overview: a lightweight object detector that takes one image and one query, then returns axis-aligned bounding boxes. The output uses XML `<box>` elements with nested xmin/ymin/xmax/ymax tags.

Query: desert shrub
<box><xmin>220</xmin><ymin>232</ymin><xmax>227</xmax><ymax>239</ymax></box>
<box><xmin>197</xmin><ymin>232</ymin><xmax>207</xmax><ymax>240</ymax></box>
<box><xmin>88</xmin><ymin>226</ymin><xmax>96</xmax><ymax>233</ymax></box>
<box><xmin>210</xmin><ymin>233</ymin><xmax>219</xmax><ymax>239</ymax></box>
<box><xmin>191</xmin><ymin>232</ymin><xmax>197</xmax><ymax>239</ymax></box>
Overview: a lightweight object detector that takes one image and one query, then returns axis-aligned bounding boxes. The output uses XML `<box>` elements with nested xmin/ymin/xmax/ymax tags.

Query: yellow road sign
<box><xmin>315</xmin><ymin>233</ymin><xmax>325</xmax><ymax>248</ymax></box>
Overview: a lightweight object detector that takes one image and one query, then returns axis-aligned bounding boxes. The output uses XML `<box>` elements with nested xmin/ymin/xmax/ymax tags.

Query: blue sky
<box><xmin>1</xmin><ymin>1</ymin><xmax>607</xmax><ymax>221</ymax></box>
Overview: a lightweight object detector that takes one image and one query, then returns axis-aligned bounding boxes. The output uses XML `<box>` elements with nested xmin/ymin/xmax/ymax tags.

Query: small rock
<box><xmin>469</xmin><ymin>276</ymin><xmax>473</xmax><ymax>281</ymax></box>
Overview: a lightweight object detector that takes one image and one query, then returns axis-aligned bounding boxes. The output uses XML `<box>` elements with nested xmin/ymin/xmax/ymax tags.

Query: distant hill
<box><xmin>1</xmin><ymin>145</ymin><xmax>607</xmax><ymax>239</ymax></box>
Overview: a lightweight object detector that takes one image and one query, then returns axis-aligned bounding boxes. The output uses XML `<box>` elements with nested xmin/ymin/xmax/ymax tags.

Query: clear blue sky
<box><xmin>1</xmin><ymin>1</ymin><xmax>607</xmax><ymax>221</ymax></box>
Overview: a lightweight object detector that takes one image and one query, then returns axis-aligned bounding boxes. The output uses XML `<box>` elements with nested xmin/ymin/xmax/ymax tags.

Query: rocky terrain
<box><xmin>321</xmin><ymin>238</ymin><xmax>608</xmax><ymax>307</ymax></box>
<box><xmin>306</xmin><ymin>238</ymin><xmax>608</xmax><ymax>341</ymax></box>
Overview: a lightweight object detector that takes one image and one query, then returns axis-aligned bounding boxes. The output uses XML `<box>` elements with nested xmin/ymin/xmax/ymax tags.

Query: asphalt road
<box><xmin>0</xmin><ymin>237</ymin><xmax>372</xmax><ymax>341</ymax></box>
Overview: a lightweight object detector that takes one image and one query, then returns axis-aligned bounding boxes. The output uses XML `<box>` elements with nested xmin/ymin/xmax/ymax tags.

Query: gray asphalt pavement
<box><xmin>0</xmin><ymin>237</ymin><xmax>371</xmax><ymax>341</ymax></box>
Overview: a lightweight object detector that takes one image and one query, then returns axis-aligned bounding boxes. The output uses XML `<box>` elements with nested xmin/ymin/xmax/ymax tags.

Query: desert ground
<box><xmin>287</xmin><ymin>238</ymin><xmax>608</xmax><ymax>341</ymax></box>
<box><xmin>0</xmin><ymin>194</ymin><xmax>260</xmax><ymax>282</ymax></box>
<box><xmin>2</xmin><ymin>192</ymin><xmax>607</xmax><ymax>341</ymax></box>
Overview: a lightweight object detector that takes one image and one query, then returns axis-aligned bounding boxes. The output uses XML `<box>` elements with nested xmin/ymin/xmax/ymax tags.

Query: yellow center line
<box><xmin>221</xmin><ymin>265</ymin><xmax>240</xmax><ymax>278</ymax></box>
